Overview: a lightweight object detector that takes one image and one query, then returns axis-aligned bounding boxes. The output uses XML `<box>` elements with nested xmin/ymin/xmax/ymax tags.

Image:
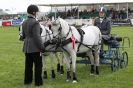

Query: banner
<box><xmin>112</xmin><ymin>20</ymin><xmax>131</xmax><ymax>25</ymax></box>
<box><xmin>11</xmin><ymin>19</ymin><xmax>23</xmax><ymax>26</ymax></box>
<box><xmin>2</xmin><ymin>20</ymin><xmax>11</xmax><ymax>26</ymax></box>
<box><xmin>130</xmin><ymin>19</ymin><xmax>133</xmax><ymax>25</ymax></box>
<box><xmin>0</xmin><ymin>20</ymin><xmax>2</xmax><ymax>26</ymax></box>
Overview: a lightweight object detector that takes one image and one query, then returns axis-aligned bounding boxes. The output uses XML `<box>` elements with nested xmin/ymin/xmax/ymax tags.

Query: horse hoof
<box><xmin>43</xmin><ymin>76</ymin><xmax>48</xmax><ymax>79</ymax></box>
<box><xmin>90</xmin><ymin>73</ymin><xmax>94</xmax><ymax>76</ymax></box>
<box><xmin>51</xmin><ymin>75</ymin><xmax>56</xmax><ymax>79</ymax></box>
<box><xmin>57</xmin><ymin>64</ymin><xmax>60</xmax><ymax>72</ymax></box>
<box><xmin>66</xmin><ymin>79</ymin><xmax>70</xmax><ymax>82</ymax></box>
<box><xmin>51</xmin><ymin>70</ymin><xmax>56</xmax><ymax>79</ymax></box>
<box><xmin>43</xmin><ymin>71</ymin><xmax>48</xmax><ymax>79</ymax></box>
<box><xmin>72</xmin><ymin>80</ymin><xmax>78</xmax><ymax>83</ymax></box>
<box><xmin>52</xmin><ymin>77</ymin><xmax>55</xmax><ymax>79</ymax></box>
<box><xmin>60</xmin><ymin>73</ymin><xmax>63</xmax><ymax>76</ymax></box>
<box><xmin>60</xmin><ymin>71</ymin><xmax>64</xmax><ymax>75</ymax></box>
<box><xmin>60</xmin><ymin>66</ymin><xmax>64</xmax><ymax>74</ymax></box>
<box><xmin>94</xmin><ymin>74</ymin><xmax>99</xmax><ymax>77</ymax></box>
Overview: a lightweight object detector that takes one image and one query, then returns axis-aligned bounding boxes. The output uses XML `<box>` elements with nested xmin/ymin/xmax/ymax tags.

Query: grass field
<box><xmin>0</xmin><ymin>26</ymin><xmax>133</xmax><ymax>88</ymax></box>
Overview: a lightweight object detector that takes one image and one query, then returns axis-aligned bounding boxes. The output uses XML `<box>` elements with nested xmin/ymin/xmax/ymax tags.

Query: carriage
<box><xmin>76</xmin><ymin>34</ymin><xmax>130</xmax><ymax>72</ymax></box>
<box><xmin>19</xmin><ymin>17</ymin><xmax>130</xmax><ymax>83</ymax></box>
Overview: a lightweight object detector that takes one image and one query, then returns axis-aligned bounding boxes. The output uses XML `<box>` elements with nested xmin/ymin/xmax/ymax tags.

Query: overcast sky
<box><xmin>0</xmin><ymin>0</ymin><xmax>87</xmax><ymax>12</ymax></box>
<box><xmin>0</xmin><ymin>0</ymin><xmax>52</xmax><ymax>13</ymax></box>
<box><xmin>0</xmin><ymin>0</ymin><xmax>28</xmax><ymax>12</ymax></box>
<box><xmin>0</xmin><ymin>0</ymin><xmax>132</xmax><ymax>13</ymax></box>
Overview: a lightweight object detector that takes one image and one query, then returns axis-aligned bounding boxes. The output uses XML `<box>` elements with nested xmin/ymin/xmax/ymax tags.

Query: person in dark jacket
<box><xmin>21</xmin><ymin>5</ymin><xmax>45</xmax><ymax>87</ymax></box>
<box><xmin>94</xmin><ymin>7</ymin><xmax>111</xmax><ymax>42</ymax></box>
<box><xmin>93</xmin><ymin>7</ymin><xmax>112</xmax><ymax>72</ymax></box>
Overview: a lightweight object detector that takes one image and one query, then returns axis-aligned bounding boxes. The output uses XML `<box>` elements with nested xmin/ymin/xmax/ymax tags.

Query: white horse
<box><xmin>19</xmin><ymin>24</ymin><xmax>64</xmax><ymax>79</ymax></box>
<box><xmin>40</xmin><ymin>24</ymin><xmax>64</xmax><ymax>78</ymax></box>
<box><xmin>51</xmin><ymin>18</ymin><xmax>102</xmax><ymax>83</ymax></box>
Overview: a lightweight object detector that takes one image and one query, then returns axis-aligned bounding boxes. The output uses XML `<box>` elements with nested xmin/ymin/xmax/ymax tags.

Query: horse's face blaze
<box><xmin>51</xmin><ymin>19</ymin><xmax>61</xmax><ymax>37</ymax></box>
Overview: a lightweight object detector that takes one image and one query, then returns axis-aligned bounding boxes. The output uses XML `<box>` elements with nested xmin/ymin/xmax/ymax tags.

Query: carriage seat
<box><xmin>107</xmin><ymin>36</ymin><xmax>122</xmax><ymax>47</ymax></box>
<box><xmin>110</xmin><ymin>36</ymin><xmax>122</xmax><ymax>42</ymax></box>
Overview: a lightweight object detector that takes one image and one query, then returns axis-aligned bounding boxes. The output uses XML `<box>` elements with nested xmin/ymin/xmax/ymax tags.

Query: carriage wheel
<box><xmin>111</xmin><ymin>58</ymin><xmax>119</xmax><ymax>71</ymax></box>
<box><xmin>120</xmin><ymin>51</ymin><xmax>128</xmax><ymax>68</ymax></box>
<box><xmin>111</xmin><ymin>51</ymin><xmax>119</xmax><ymax>72</ymax></box>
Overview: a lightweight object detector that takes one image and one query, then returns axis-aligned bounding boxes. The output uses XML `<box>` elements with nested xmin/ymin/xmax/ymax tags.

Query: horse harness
<box><xmin>54</xmin><ymin>24</ymin><xmax>100</xmax><ymax>52</ymax></box>
<box><xmin>41</xmin><ymin>27</ymin><xmax>58</xmax><ymax>51</ymax></box>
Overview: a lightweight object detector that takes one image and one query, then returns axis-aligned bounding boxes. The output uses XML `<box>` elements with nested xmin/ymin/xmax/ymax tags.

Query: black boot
<box><xmin>66</xmin><ymin>71</ymin><xmax>71</xmax><ymax>81</ymax></box>
<box><xmin>57</xmin><ymin>63</ymin><xmax>60</xmax><ymax>72</ymax></box>
<box><xmin>43</xmin><ymin>71</ymin><xmax>47</xmax><ymax>79</ymax></box>
<box><xmin>60</xmin><ymin>66</ymin><xmax>64</xmax><ymax>75</ymax></box>
<box><xmin>90</xmin><ymin>65</ymin><xmax>94</xmax><ymax>75</ymax></box>
<box><xmin>51</xmin><ymin>70</ymin><xmax>56</xmax><ymax>79</ymax></box>
<box><xmin>96</xmin><ymin>66</ymin><xmax>99</xmax><ymax>75</ymax></box>
<box><xmin>72</xmin><ymin>72</ymin><xmax>78</xmax><ymax>83</ymax></box>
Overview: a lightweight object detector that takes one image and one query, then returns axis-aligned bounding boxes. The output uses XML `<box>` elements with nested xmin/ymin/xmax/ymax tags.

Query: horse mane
<box><xmin>59</xmin><ymin>18</ymin><xmax>69</xmax><ymax>29</ymax></box>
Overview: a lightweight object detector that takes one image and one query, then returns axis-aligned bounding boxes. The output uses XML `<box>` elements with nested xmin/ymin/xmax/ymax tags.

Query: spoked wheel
<box><xmin>111</xmin><ymin>50</ymin><xmax>119</xmax><ymax>72</ymax></box>
<box><xmin>120</xmin><ymin>51</ymin><xmax>128</xmax><ymax>68</ymax></box>
<box><xmin>111</xmin><ymin>58</ymin><xmax>119</xmax><ymax>71</ymax></box>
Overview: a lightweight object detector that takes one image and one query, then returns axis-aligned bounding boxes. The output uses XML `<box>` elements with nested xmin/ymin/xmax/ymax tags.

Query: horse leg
<box><xmin>56</xmin><ymin>52</ymin><xmax>64</xmax><ymax>75</ymax></box>
<box><xmin>63</xmin><ymin>53</ymin><xmax>71</xmax><ymax>81</ymax></box>
<box><xmin>70</xmin><ymin>51</ymin><xmax>78</xmax><ymax>83</ymax></box>
<box><xmin>87</xmin><ymin>50</ymin><xmax>95</xmax><ymax>75</ymax></box>
<box><xmin>56</xmin><ymin>52</ymin><xmax>61</xmax><ymax>72</ymax></box>
<box><xmin>49</xmin><ymin>53</ymin><xmax>56</xmax><ymax>79</ymax></box>
<box><xmin>42</xmin><ymin>55</ymin><xmax>48</xmax><ymax>79</ymax></box>
<box><xmin>94</xmin><ymin>51</ymin><xmax>100</xmax><ymax>75</ymax></box>
<box><xmin>60</xmin><ymin>52</ymin><xmax>64</xmax><ymax>75</ymax></box>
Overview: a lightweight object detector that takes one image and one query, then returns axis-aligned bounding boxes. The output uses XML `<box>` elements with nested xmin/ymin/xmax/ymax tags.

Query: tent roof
<box><xmin>35</xmin><ymin>0</ymin><xmax>133</xmax><ymax>7</ymax></box>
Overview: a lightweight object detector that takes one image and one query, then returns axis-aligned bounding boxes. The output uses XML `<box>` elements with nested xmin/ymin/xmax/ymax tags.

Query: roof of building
<box><xmin>36</xmin><ymin>0</ymin><xmax>133</xmax><ymax>6</ymax></box>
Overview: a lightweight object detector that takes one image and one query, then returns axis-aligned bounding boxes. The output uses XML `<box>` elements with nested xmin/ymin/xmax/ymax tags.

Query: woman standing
<box><xmin>21</xmin><ymin>5</ymin><xmax>45</xmax><ymax>87</ymax></box>
<box><xmin>93</xmin><ymin>7</ymin><xmax>111</xmax><ymax>75</ymax></box>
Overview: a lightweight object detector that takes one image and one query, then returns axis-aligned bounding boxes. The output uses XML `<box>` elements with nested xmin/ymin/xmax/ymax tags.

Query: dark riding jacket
<box><xmin>22</xmin><ymin>15</ymin><xmax>44</xmax><ymax>53</ymax></box>
<box><xmin>94</xmin><ymin>17</ymin><xmax>111</xmax><ymax>35</ymax></box>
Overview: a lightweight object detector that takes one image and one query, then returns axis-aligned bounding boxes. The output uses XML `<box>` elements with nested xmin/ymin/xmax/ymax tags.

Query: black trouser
<box><xmin>24</xmin><ymin>52</ymin><xmax>43</xmax><ymax>86</ymax></box>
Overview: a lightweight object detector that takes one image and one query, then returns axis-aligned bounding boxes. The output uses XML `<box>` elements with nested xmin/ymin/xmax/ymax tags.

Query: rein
<box><xmin>41</xmin><ymin>27</ymin><xmax>59</xmax><ymax>51</ymax></box>
<box><xmin>53</xmin><ymin>21</ymin><xmax>101</xmax><ymax>54</ymax></box>
<box><xmin>41</xmin><ymin>28</ymin><xmax>53</xmax><ymax>42</ymax></box>
<box><xmin>54</xmin><ymin>24</ymin><xmax>72</xmax><ymax>39</ymax></box>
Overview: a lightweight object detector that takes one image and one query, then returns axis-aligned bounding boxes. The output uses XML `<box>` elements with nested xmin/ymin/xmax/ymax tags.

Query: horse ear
<box><xmin>52</xmin><ymin>18</ymin><xmax>60</xmax><ymax>25</ymax></box>
<box><xmin>57</xmin><ymin>16</ymin><xmax>60</xmax><ymax>19</ymax></box>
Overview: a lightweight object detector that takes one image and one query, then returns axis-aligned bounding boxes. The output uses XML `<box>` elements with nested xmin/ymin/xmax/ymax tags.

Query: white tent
<box><xmin>33</xmin><ymin>0</ymin><xmax>133</xmax><ymax>6</ymax></box>
<box><xmin>32</xmin><ymin>0</ymin><xmax>133</xmax><ymax>19</ymax></box>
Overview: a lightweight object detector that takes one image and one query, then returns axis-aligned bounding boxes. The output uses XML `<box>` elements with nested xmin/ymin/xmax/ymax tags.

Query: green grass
<box><xmin>0</xmin><ymin>26</ymin><xmax>133</xmax><ymax>88</ymax></box>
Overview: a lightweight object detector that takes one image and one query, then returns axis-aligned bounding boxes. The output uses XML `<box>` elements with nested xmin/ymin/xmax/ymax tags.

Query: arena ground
<box><xmin>0</xmin><ymin>26</ymin><xmax>133</xmax><ymax>88</ymax></box>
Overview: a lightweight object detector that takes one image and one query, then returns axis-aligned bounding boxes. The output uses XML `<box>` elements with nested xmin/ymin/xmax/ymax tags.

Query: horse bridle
<box><xmin>53</xmin><ymin>22</ymin><xmax>72</xmax><ymax>41</ymax></box>
<box><xmin>52</xmin><ymin>21</ymin><xmax>73</xmax><ymax>58</ymax></box>
<box><xmin>41</xmin><ymin>27</ymin><xmax>53</xmax><ymax>42</ymax></box>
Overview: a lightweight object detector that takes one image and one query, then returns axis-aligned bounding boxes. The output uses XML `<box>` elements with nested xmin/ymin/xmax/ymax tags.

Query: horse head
<box><xmin>51</xmin><ymin>18</ymin><xmax>61</xmax><ymax>37</ymax></box>
<box><xmin>51</xmin><ymin>18</ymin><xmax>70</xmax><ymax>38</ymax></box>
<box><xmin>40</xmin><ymin>24</ymin><xmax>53</xmax><ymax>43</ymax></box>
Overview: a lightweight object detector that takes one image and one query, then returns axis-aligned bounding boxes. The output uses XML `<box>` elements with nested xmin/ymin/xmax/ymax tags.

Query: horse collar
<box><xmin>58</xmin><ymin>24</ymin><xmax>62</xmax><ymax>32</ymax></box>
<box><xmin>65</xmin><ymin>26</ymin><xmax>72</xmax><ymax>39</ymax></box>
